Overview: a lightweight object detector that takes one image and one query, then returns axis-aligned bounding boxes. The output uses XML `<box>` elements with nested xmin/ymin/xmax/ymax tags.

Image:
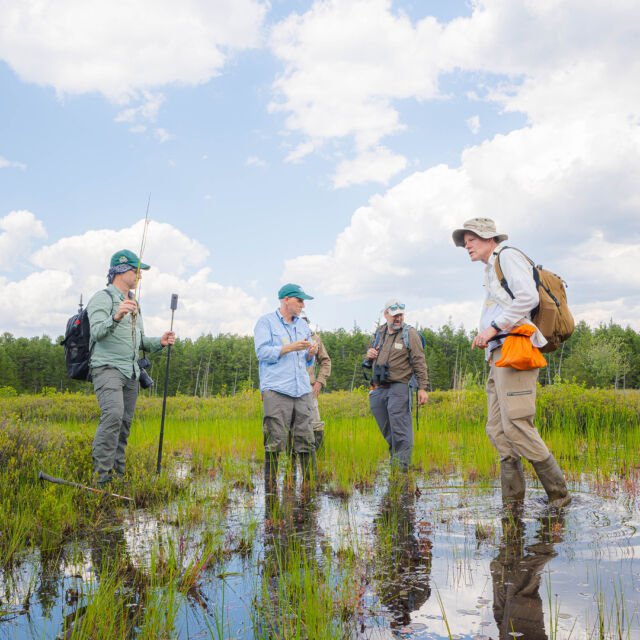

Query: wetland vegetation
<box><xmin>1</xmin><ymin>385</ymin><xmax>640</xmax><ymax>639</ymax></box>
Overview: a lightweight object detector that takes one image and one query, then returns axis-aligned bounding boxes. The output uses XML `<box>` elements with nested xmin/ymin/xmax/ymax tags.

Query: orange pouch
<box><xmin>494</xmin><ymin>324</ymin><xmax>547</xmax><ymax>370</ymax></box>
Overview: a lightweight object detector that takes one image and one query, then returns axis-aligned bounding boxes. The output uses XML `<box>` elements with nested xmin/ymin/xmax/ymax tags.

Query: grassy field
<box><xmin>1</xmin><ymin>384</ymin><xmax>639</xmax><ymax>638</ymax></box>
<box><xmin>1</xmin><ymin>384</ymin><xmax>639</xmax><ymax>559</ymax></box>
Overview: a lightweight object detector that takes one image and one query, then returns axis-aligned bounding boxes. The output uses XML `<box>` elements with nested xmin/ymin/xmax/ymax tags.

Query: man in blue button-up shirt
<box><xmin>254</xmin><ymin>283</ymin><xmax>318</xmax><ymax>492</ymax></box>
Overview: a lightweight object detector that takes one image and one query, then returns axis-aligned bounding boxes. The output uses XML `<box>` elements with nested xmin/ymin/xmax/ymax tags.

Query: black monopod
<box><xmin>156</xmin><ymin>293</ymin><xmax>178</xmax><ymax>474</ymax></box>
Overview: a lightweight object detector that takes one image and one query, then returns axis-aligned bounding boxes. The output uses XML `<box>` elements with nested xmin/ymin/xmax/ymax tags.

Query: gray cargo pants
<box><xmin>262</xmin><ymin>390</ymin><xmax>315</xmax><ymax>454</ymax></box>
<box><xmin>92</xmin><ymin>365</ymin><xmax>139</xmax><ymax>484</ymax></box>
<box><xmin>369</xmin><ymin>382</ymin><xmax>413</xmax><ymax>470</ymax></box>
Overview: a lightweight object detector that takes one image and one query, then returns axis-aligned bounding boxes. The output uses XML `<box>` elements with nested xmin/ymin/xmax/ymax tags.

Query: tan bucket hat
<box><xmin>452</xmin><ymin>218</ymin><xmax>508</xmax><ymax>247</ymax></box>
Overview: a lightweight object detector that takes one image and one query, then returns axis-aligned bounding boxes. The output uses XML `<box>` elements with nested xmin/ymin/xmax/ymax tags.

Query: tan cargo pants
<box><xmin>485</xmin><ymin>347</ymin><xmax>549</xmax><ymax>463</ymax></box>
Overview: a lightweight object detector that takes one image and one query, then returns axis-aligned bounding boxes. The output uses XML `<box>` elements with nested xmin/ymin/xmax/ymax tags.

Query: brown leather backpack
<box><xmin>494</xmin><ymin>247</ymin><xmax>574</xmax><ymax>353</ymax></box>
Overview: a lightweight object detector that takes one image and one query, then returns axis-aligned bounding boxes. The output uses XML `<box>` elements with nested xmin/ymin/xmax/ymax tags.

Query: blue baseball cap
<box><xmin>278</xmin><ymin>283</ymin><xmax>313</xmax><ymax>300</ymax></box>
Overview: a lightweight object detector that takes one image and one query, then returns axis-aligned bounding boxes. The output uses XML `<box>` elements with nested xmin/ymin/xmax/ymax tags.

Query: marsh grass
<box><xmin>1</xmin><ymin>384</ymin><xmax>640</xmax><ymax>638</ymax></box>
<box><xmin>256</xmin><ymin>511</ymin><xmax>365</xmax><ymax>639</ymax></box>
<box><xmin>3</xmin><ymin>385</ymin><xmax>639</xmax><ymax>561</ymax></box>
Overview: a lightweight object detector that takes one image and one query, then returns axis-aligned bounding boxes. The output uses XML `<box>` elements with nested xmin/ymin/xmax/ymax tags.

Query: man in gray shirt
<box><xmin>87</xmin><ymin>249</ymin><xmax>175</xmax><ymax>488</ymax></box>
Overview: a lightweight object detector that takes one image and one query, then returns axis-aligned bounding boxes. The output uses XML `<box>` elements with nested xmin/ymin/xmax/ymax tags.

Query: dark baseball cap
<box><xmin>110</xmin><ymin>249</ymin><xmax>150</xmax><ymax>270</ymax></box>
<box><xmin>278</xmin><ymin>283</ymin><xmax>313</xmax><ymax>300</ymax></box>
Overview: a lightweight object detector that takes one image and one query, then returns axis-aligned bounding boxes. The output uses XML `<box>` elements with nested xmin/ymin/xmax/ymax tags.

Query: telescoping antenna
<box><xmin>157</xmin><ymin>293</ymin><xmax>178</xmax><ymax>474</ymax></box>
<box><xmin>131</xmin><ymin>194</ymin><xmax>151</xmax><ymax>340</ymax></box>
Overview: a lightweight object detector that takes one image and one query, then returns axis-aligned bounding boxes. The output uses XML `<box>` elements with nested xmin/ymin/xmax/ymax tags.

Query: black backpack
<box><xmin>61</xmin><ymin>290</ymin><xmax>113</xmax><ymax>381</ymax></box>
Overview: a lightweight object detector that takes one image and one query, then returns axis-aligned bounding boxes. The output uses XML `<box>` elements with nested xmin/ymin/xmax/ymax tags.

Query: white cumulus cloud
<box><xmin>269</xmin><ymin>0</ymin><xmax>640</xmax><ymax>190</ymax></box>
<box><xmin>332</xmin><ymin>146</ymin><xmax>408</xmax><ymax>188</ymax></box>
<box><xmin>269</xmin><ymin>0</ymin><xmax>444</xmax><ymax>184</ymax></box>
<box><xmin>281</xmin><ymin>0</ymin><xmax>640</xmax><ymax>330</ymax></box>
<box><xmin>1</xmin><ymin>216</ymin><xmax>268</xmax><ymax>338</ymax></box>
<box><xmin>0</xmin><ymin>210</ymin><xmax>47</xmax><ymax>271</ymax></box>
<box><xmin>0</xmin><ymin>0</ymin><xmax>268</xmax><ymax>103</ymax></box>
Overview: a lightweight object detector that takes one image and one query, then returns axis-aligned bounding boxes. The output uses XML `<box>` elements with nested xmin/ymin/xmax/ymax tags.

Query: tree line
<box><xmin>0</xmin><ymin>320</ymin><xmax>638</xmax><ymax>396</ymax></box>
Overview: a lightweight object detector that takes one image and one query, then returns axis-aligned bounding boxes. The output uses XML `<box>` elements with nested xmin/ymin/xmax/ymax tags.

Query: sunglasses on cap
<box><xmin>386</xmin><ymin>304</ymin><xmax>405</xmax><ymax>311</ymax></box>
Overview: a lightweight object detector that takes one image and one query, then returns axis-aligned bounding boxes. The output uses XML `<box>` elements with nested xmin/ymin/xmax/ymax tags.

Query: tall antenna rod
<box><xmin>131</xmin><ymin>194</ymin><xmax>151</xmax><ymax>340</ymax></box>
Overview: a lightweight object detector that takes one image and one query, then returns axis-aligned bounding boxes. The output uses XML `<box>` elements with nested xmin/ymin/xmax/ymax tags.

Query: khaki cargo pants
<box><xmin>486</xmin><ymin>347</ymin><xmax>549</xmax><ymax>463</ymax></box>
<box><xmin>92</xmin><ymin>365</ymin><xmax>139</xmax><ymax>484</ymax></box>
<box><xmin>262</xmin><ymin>390</ymin><xmax>315</xmax><ymax>454</ymax></box>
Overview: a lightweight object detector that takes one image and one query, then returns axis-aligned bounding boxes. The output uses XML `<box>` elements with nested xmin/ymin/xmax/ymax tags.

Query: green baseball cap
<box><xmin>110</xmin><ymin>249</ymin><xmax>150</xmax><ymax>270</ymax></box>
<box><xmin>278</xmin><ymin>283</ymin><xmax>313</xmax><ymax>300</ymax></box>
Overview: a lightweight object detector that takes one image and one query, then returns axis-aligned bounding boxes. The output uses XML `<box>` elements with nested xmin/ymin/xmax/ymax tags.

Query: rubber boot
<box><xmin>313</xmin><ymin>428</ymin><xmax>324</xmax><ymax>454</ymax></box>
<box><xmin>500</xmin><ymin>457</ymin><xmax>526</xmax><ymax>502</ymax></box>
<box><xmin>299</xmin><ymin>451</ymin><xmax>316</xmax><ymax>487</ymax></box>
<box><xmin>264</xmin><ymin>452</ymin><xmax>279</xmax><ymax>495</ymax></box>
<box><xmin>531</xmin><ymin>454</ymin><xmax>571</xmax><ymax>508</ymax></box>
<box><xmin>288</xmin><ymin>449</ymin><xmax>298</xmax><ymax>486</ymax></box>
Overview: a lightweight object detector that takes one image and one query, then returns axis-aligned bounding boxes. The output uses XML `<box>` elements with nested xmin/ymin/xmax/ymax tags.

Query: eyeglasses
<box><xmin>386</xmin><ymin>304</ymin><xmax>405</xmax><ymax>311</ymax></box>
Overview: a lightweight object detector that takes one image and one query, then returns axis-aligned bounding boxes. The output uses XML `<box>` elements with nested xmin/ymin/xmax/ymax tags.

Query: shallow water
<box><xmin>2</xmin><ymin>469</ymin><xmax>640</xmax><ymax>639</ymax></box>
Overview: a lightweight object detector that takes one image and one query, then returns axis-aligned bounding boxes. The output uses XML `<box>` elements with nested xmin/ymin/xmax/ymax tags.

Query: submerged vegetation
<box><xmin>1</xmin><ymin>385</ymin><xmax>640</xmax><ymax>638</ymax></box>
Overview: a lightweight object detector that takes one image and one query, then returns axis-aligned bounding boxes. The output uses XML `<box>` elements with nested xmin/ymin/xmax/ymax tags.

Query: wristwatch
<box><xmin>490</xmin><ymin>320</ymin><xmax>501</xmax><ymax>332</ymax></box>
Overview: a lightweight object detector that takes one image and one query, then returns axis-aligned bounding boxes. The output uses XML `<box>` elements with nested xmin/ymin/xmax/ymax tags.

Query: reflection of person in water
<box><xmin>258</xmin><ymin>487</ymin><xmax>321</xmax><ymax>636</ymax></box>
<box><xmin>491</xmin><ymin>507</ymin><xmax>565</xmax><ymax>639</ymax></box>
<box><xmin>58</xmin><ymin>524</ymin><xmax>139</xmax><ymax>638</ymax></box>
<box><xmin>374</xmin><ymin>482</ymin><xmax>432</xmax><ymax>628</ymax></box>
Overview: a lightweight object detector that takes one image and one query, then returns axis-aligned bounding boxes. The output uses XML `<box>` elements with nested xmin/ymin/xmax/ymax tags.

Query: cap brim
<box><xmin>139</xmin><ymin>262</ymin><xmax>150</xmax><ymax>270</ymax></box>
<box><xmin>387</xmin><ymin>309</ymin><xmax>404</xmax><ymax>316</ymax></box>
<box><xmin>299</xmin><ymin>293</ymin><xmax>313</xmax><ymax>300</ymax></box>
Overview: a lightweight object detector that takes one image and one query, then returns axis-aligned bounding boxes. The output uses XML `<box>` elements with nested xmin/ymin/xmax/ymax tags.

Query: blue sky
<box><xmin>1</xmin><ymin>0</ymin><xmax>639</xmax><ymax>339</ymax></box>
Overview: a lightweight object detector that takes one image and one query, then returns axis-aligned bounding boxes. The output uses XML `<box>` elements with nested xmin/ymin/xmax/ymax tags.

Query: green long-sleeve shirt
<box><xmin>87</xmin><ymin>284</ymin><xmax>164</xmax><ymax>379</ymax></box>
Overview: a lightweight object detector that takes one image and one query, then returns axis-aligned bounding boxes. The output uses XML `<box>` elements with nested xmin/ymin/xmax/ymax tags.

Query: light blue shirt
<box><xmin>254</xmin><ymin>310</ymin><xmax>316</xmax><ymax>397</ymax></box>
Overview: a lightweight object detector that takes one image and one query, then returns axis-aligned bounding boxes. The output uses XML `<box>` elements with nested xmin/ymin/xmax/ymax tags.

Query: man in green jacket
<box><xmin>87</xmin><ymin>249</ymin><xmax>175</xmax><ymax>488</ymax></box>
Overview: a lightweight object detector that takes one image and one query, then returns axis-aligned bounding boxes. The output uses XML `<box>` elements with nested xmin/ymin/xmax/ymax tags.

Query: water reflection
<box><xmin>257</xmin><ymin>487</ymin><xmax>321</xmax><ymax>637</ymax></box>
<box><xmin>491</xmin><ymin>506</ymin><xmax>564</xmax><ymax>640</ymax></box>
<box><xmin>60</xmin><ymin>523</ymin><xmax>144</xmax><ymax>638</ymax></box>
<box><xmin>4</xmin><ymin>476</ymin><xmax>640</xmax><ymax>640</ymax></box>
<box><xmin>374</xmin><ymin>479</ymin><xmax>432</xmax><ymax>628</ymax></box>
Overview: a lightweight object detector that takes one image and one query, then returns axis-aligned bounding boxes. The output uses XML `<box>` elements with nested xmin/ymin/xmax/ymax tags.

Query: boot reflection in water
<box><xmin>373</xmin><ymin>481</ymin><xmax>432</xmax><ymax>628</ymax></box>
<box><xmin>491</xmin><ymin>506</ymin><xmax>565</xmax><ymax>639</ymax></box>
<box><xmin>258</xmin><ymin>485</ymin><xmax>320</xmax><ymax>637</ymax></box>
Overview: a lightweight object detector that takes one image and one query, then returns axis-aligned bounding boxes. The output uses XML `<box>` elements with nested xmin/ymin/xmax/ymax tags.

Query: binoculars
<box><xmin>362</xmin><ymin>359</ymin><xmax>390</xmax><ymax>385</ymax></box>
<box><xmin>137</xmin><ymin>356</ymin><xmax>154</xmax><ymax>389</ymax></box>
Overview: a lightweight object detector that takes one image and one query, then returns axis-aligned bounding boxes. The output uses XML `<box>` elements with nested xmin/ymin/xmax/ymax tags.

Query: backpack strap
<box><xmin>89</xmin><ymin>288</ymin><xmax>116</xmax><ymax>352</ymax></box>
<box><xmin>494</xmin><ymin>246</ymin><xmax>537</xmax><ymax>300</ymax></box>
<box><xmin>401</xmin><ymin>324</ymin><xmax>427</xmax><ymax>417</ymax></box>
<box><xmin>371</xmin><ymin>326</ymin><xmax>386</xmax><ymax>358</ymax></box>
<box><xmin>401</xmin><ymin>324</ymin><xmax>426</xmax><ymax>383</ymax></box>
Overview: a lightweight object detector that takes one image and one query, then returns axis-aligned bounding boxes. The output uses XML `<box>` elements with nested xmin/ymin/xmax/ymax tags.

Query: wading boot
<box><xmin>531</xmin><ymin>454</ymin><xmax>571</xmax><ymax>508</ymax></box>
<box><xmin>500</xmin><ymin>457</ymin><xmax>526</xmax><ymax>502</ymax></box>
<box><xmin>287</xmin><ymin>449</ymin><xmax>298</xmax><ymax>488</ymax></box>
<box><xmin>264</xmin><ymin>452</ymin><xmax>279</xmax><ymax>496</ymax></box>
<box><xmin>299</xmin><ymin>451</ymin><xmax>316</xmax><ymax>488</ymax></box>
<box><xmin>313</xmin><ymin>427</ymin><xmax>324</xmax><ymax>454</ymax></box>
